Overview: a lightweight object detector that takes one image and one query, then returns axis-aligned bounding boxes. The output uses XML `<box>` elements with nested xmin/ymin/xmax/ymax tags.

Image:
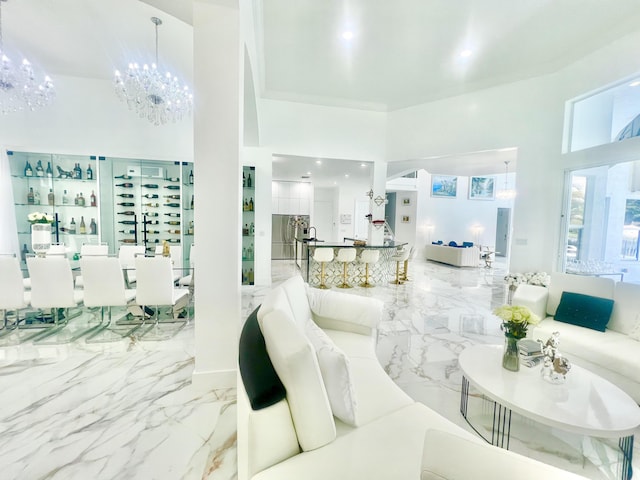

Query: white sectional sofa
<box><xmin>513</xmin><ymin>272</ymin><xmax>640</xmax><ymax>403</ymax></box>
<box><xmin>425</xmin><ymin>244</ymin><xmax>479</xmax><ymax>267</ymax></box>
<box><xmin>238</xmin><ymin>275</ymin><xmax>588</xmax><ymax>480</ymax></box>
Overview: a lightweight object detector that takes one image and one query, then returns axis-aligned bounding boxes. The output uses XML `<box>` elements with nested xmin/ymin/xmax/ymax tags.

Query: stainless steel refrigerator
<box><xmin>272</xmin><ymin>214</ymin><xmax>309</xmax><ymax>260</ymax></box>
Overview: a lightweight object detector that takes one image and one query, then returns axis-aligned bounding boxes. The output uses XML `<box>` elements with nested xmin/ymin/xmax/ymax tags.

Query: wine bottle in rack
<box><xmin>121</xmin><ymin>239</ymin><xmax>137</xmax><ymax>244</ymax></box>
<box><xmin>145</xmin><ymin>230</ymin><xmax>160</xmax><ymax>234</ymax></box>
<box><xmin>143</xmin><ymin>203</ymin><xmax>159</xmax><ymax>207</ymax></box>
<box><xmin>117</xmin><ymin>193</ymin><xmax>134</xmax><ymax>198</ymax></box>
<box><xmin>164</xmin><ymin>185</ymin><xmax>180</xmax><ymax>190</ymax></box>
<box><xmin>116</xmin><ymin>183</ymin><xmax>133</xmax><ymax>188</ymax></box>
<box><xmin>164</xmin><ymin>213</ymin><xmax>181</xmax><ymax>217</ymax></box>
<box><xmin>115</xmin><ymin>174</ymin><xmax>131</xmax><ymax>180</ymax></box>
<box><xmin>164</xmin><ymin>203</ymin><xmax>180</xmax><ymax>208</ymax></box>
<box><xmin>166</xmin><ymin>239</ymin><xmax>180</xmax><ymax>243</ymax></box>
<box><xmin>142</xmin><ymin>184</ymin><xmax>159</xmax><ymax>189</ymax></box>
<box><xmin>167</xmin><ymin>229</ymin><xmax>181</xmax><ymax>234</ymax></box>
<box><xmin>144</xmin><ymin>212</ymin><xmax>159</xmax><ymax>217</ymax></box>
<box><xmin>118</xmin><ymin>220</ymin><xmax>137</xmax><ymax>225</ymax></box>
<box><xmin>164</xmin><ymin>194</ymin><xmax>180</xmax><ymax>199</ymax></box>
<box><xmin>142</xmin><ymin>194</ymin><xmax>158</xmax><ymax>199</ymax></box>
<box><xmin>165</xmin><ymin>221</ymin><xmax>181</xmax><ymax>226</ymax></box>
<box><xmin>117</xmin><ymin>211</ymin><xmax>136</xmax><ymax>216</ymax></box>
<box><xmin>119</xmin><ymin>229</ymin><xmax>136</xmax><ymax>234</ymax></box>
<box><xmin>143</xmin><ymin>220</ymin><xmax>159</xmax><ymax>225</ymax></box>
<box><xmin>117</xmin><ymin>202</ymin><xmax>135</xmax><ymax>207</ymax></box>
<box><xmin>24</xmin><ymin>161</ymin><xmax>33</xmax><ymax>177</ymax></box>
<box><xmin>166</xmin><ymin>177</ymin><xmax>179</xmax><ymax>182</ymax></box>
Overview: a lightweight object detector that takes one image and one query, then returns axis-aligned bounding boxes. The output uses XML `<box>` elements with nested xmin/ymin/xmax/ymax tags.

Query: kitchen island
<box><xmin>296</xmin><ymin>238</ymin><xmax>408</xmax><ymax>288</ymax></box>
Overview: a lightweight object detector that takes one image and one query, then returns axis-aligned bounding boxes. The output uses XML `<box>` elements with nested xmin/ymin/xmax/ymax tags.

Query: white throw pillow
<box><xmin>305</xmin><ymin>318</ymin><xmax>359</xmax><ymax>426</ymax></box>
<box><xmin>259</xmin><ymin>308</ymin><xmax>336</xmax><ymax>451</ymax></box>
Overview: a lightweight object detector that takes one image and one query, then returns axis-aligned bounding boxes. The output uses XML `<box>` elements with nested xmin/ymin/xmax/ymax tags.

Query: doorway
<box><xmin>495</xmin><ymin>208</ymin><xmax>511</xmax><ymax>257</ymax></box>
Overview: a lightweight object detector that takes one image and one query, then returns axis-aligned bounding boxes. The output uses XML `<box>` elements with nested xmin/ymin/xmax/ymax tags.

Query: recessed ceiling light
<box><xmin>630</xmin><ymin>81</ymin><xmax>640</xmax><ymax>87</ymax></box>
<box><xmin>316</xmin><ymin>160</ymin><xmax>322</xmax><ymax>165</ymax></box>
<box><xmin>307</xmin><ymin>171</ymin><xmax>312</xmax><ymax>175</ymax></box>
<box><xmin>460</xmin><ymin>49</ymin><xmax>473</xmax><ymax>58</ymax></box>
<box><xmin>345</xmin><ymin>174</ymin><xmax>349</xmax><ymax>178</ymax></box>
<box><xmin>342</xmin><ymin>31</ymin><xmax>354</xmax><ymax>41</ymax></box>
<box><xmin>360</xmin><ymin>163</ymin><xmax>366</xmax><ymax>167</ymax></box>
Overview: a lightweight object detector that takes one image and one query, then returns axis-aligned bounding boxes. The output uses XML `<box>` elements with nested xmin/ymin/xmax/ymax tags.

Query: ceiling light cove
<box><xmin>629</xmin><ymin>80</ymin><xmax>640</xmax><ymax>87</ymax></box>
<box><xmin>459</xmin><ymin>49</ymin><xmax>473</xmax><ymax>58</ymax></box>
<box><xmin>341</xmin><ymin>31</ymin><xmax>355</xmax><ymax>41</ymax></box>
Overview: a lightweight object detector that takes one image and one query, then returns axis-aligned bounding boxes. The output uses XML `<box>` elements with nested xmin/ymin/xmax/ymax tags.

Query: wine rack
<box><xmin>242</xmin><ymin>165</ymin><xmax>255</xmax><ymax>285</ymax></box>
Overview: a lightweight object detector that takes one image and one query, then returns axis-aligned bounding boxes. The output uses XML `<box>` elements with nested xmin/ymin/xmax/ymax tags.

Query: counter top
<box><xmin>303</xmin><ymin>239</ymin><xmax>407</xmax><ymax>249</ymax></box>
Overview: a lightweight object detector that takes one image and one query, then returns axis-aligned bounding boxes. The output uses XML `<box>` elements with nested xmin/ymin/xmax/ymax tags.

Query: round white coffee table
<box><xmin>458</xmin><ymin>345</ymin><xmax>640</xmax><ymax>480</ymax></box>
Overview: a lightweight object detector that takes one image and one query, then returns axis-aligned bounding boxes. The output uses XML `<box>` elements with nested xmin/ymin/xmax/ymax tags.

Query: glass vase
<box><xmin>502</xmin><ymin>336</ymin><xmax>520</xmax><ymax>372</ymax></box>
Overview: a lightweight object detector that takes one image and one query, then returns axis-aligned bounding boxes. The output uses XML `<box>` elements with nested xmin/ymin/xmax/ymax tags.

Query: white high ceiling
<box><xmin>3</xmin><ymin>0</ymin><xmax>640</xmax><ymax>179</ymax></box>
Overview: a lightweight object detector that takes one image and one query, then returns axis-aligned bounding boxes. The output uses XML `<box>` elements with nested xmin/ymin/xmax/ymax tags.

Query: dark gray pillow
<box><xmin>554</xmin><ymin>291</ymin><xmax>614</xmax><ymax>332</ymax></box>
<box><xmin>239</xmin><ymin>305</ymin><xmax>286</xmax><ymax>410</ymax></box>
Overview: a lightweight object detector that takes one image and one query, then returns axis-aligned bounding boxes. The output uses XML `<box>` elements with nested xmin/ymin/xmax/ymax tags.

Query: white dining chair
<box><xmin>26</xmin><ymin>256</ymin><xmax>84</xmax><ymax>341</ymax></box>
<box><xmin>23</xmin><ymin>243</ymin><xmax>68</xmax><ymax>291</ymax></box>
<box><xmin>134</xmin><ymin>255</ymin><xmax>189</xmax><ymax>340</ymax></box>
<box><xmin>118</xmin><ymin>244</ymin><xmax>146</xmax><ymax>286</ymax></box>
<box><xmin>81</xmin><ymin>256</ymin><xmax>137</xmax><ymax>342</ymax></box>
<box><xmin>74</xmin><ymin>243</ymin><xmax>109</xmax><ymax>288</ymax></box>
<box><xmin>154</xmin><ymin>244</ymin><xmax>183</xmax><ymax>282</ymax></box>
<box><xmin>178</xmin><ymin>244</ymin><xmax>194</xmax><ymax>287</ymax></box>
<box><xmin>0</xmin><ymin>255</ymin><xmax>30</xmax><ymax>332</ymax></box>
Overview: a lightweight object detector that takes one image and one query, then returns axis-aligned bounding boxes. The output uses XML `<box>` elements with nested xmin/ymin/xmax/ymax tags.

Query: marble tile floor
<box><xmin>0</xmin><ymin>258</ymin><xmax>637</xmax><ymax>479</ymax></box>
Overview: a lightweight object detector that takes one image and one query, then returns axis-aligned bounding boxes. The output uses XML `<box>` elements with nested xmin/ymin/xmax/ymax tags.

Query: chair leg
<box><xmin>337</xmin><ymin>262</ymin><xmax>352</xmax><ymax>288</ymax></box>
<box><xmin>390</xmin><ymin>261</ymin><xmax>405</xmax><ymax>285</ymax></box>
<box><xmin>361</xmin><ymin>263</ymin><xmax>375</xmax><ymax>288</ymax></box>
<box><xmin>318</xmin><ymin>261</ymin><xmax>330</xmax><ymax>289</ymax></box>
<box><xmin>402</xmin><ymin>259</ymin><xmax>410</xmax><ymax>282</ymax></box>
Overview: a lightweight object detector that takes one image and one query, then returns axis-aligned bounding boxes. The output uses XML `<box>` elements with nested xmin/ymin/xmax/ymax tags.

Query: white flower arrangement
<box><xmin>27</xmin><ymin>212</ymin><xmax>54</xmax><ymax>224</ymax></box>
<box><xmin>504</xmin><ymin>271</ymin><xmax>550</xmax><ymax>287</ymax></box>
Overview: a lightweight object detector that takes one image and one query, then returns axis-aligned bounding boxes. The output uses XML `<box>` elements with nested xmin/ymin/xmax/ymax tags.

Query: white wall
<box><xmin>336</xmin><ymin>178</ymin><xmax>371</xmax><ymax>241</ymax></box>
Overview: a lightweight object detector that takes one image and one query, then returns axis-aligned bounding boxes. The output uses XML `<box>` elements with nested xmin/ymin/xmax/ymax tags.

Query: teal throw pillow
<box><xmin>554</xmin><ymin>291</ymin><xmax>614</xmax><ymax>332</ymax></box>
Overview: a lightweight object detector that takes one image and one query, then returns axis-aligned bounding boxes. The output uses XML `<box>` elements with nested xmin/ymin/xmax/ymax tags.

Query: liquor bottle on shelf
<box><xmin>56</xmin><ymin>165</ymin><xmax>72</xmax><ymax>179</ymax></box>
<box><xmin>242</xmin><ymin>171</ymin><xmax>245</xmax><ymax>187</ymax></box>
<box><xmin>90</xmin><ymin>191</ymin><xmax>97</xmax><ymax>207</ymax></box>
<box><xmin>86</xmin><ymin>164</ymin><xmax>93</xmax><ymax>180</ymax></box>
<box><xmin>243</xmin><ymin>224</ymin><xmax>249</xmax><ymax>236</ymax></box>
<box><xmin>144</xmin><ymin>212</ymin><xmax>159</xmax><ymax>217</ymax></box>
<box><xmin>115</xmin><ymin>174</ymin><xmax>132</xmax><ymax>180</ymax></box>
<box><xmin>27</xmin><ymin>187</ymin><xmax>35</xmax><ymax>205</ymax></box>
<box><xmin>62</xmin><ymin>190</ymin><xmax>69</xmax><ymax>204</ymax></box>
<box><xmin>74</xmin><ymin>194</ymin><xmax>79</xmax><ymax>205</ymax></box>
<box><xmin>143</xmin><ymin>203</ymin><xmax>159</xmax><ymax>207</ymax></box>
<box><xmin>48</xmin><ymin>189</ymin><xmax>54</xmax><ymax>206</ymax></box>
<box><xmin>117</xmin><ymin>202</ymin><xmax>135</xmax><ymax>207</ymax></box>
<box><xmin>79</xmin><ymin>216</ymin><xmax>86</xmax><ymax>234</ymax></box>
<box><xmin>35</xmin><ymin>160</ymin><xmax>45</xmax><ymax>177</ymax></box>
<box><xmin>247</xmin><ymin>172</ymin><xmax>252</xmax><ymax>188</ymax></box>
<box><xmin>89</xmin><ymin>218</ymin><xmax>97</xmax><ymax>235</ymax></box>
<box><xmin>142</xmin><ymin>184</ymin><xmax>159</xmax><ymax>189</ymax></box>
<box><xmin>250</xmin><ymin>222</ymin><xmax>255</xmax><ymax>235</ymax></box>
<box><xmin>248</xmin><ymin>243</ymin><xmax>254</xmax><ymax>259</ymax></box>
<box><xmin>190</xmin><ymin>195</ymin><xmax>194</xmax><ymax>209</ymax></box>
<box><xmin>164</xmin><ymin>213</ymin><xmax>180</xmax><ymax>218</ymax></box>
<box><xmin>24</xmin><ymin>161</ymin><xmax>33</xmax><ymax>177</ymax></box>
<box><xmin>119</xmin><ymin>229</ymin><xmax>136</xmax><ymax>234</ymax></box>
<box><xmin>118</xmin><ymin>220</ymin><xmax>137</xmax><ymax>225</ymax></box>
<box><xmin>116</xmin><ymin>183</ymin><xmax>134</xmax><ymax>188</ymax></box>
<box><xmin>164</xmin><ymin>194</ymin><xmax>180</xmax><ymax>199</ymax></box>
<box><xmin>74</xmin><ymin>163</ymin><xmax>82</xmax><ymax>179</ymax></box>
<box><xmin>164</xmin><ymin>203</ymin><xmax>180</xmax><ymax>208</ymax></box>
<box><xmin>188</xmin><ymin>170</ymin><xmax>194</xmax><ymax>185</ymax></box>
<box><xmin>117</xmin><ymin>211</ymin><xmax>136</xmax><ymax>216</ymax></box>
<box><xmin>164</xmin><ymin>185</ymin><xmax>180</xmax><ymax>190</ymax></box>
<box><xmin>188</xmin><ymin>221</ymin><xmax>194</xmax><ymax>235</ymax></box>
<box><xmin>69</xmin><ymin>217</ymin><xmax>76</xmax><ymax>234</ymax></box>
<box><xmin>249</xmin><ymin>197</ymin><xmax>254</xmax><ymax>211</ymax></box>
<box><xmin>33</xmin><ymin>190</ymin><xmax>41</xmax><ymax>205</ymax></box>
<box><xmin>142</xmin><ymin>194</ymin><xmax>158</xmax><ymax>199</ymax></box>
<box><xmin>46</xmin><ymin>162</ymin><xmax>53</xmax><ymax>178</ymax></box>
<box><xmin>166</xmin><ymin>177</ymin><xmax>179</xmax><ymax>182</ymax></box>
<box><xmin>167</xmin><ymin>229</ymin><xmax>181</xmax><ymax>235</ymax></box>
<box><xmin>243</xmin><ymin>198</ymin><xmax>248</xmax><ymax>211</ymax></box>
<box><xmin>77</xmin><ymin>192</ymin><xmax>86</xmax><ymax>207</ymax></box>
<box><xmin>165</xmin><ymin>221</ymin><xmax>181</xmax><ymax>226</ymax></box>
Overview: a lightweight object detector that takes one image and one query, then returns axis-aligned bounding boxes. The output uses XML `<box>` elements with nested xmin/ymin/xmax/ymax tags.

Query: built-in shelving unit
<box><xmin>242</xmin><ymin>165</ymin><xmax>255</xmax><ymax>285</ymax></box>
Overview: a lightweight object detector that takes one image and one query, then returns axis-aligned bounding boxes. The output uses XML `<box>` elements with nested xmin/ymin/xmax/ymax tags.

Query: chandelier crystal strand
<box><xmin>496</xmin><ymin>160</ymin><xmax>517</xmax><ymax>200</ymax></box>
<box><xmin>0</xmin><ymin>0</ymin><xmax>55</xmax><ymax>115</ymax></box>
<box><xmin>114</xmin><ymin>16</ymin><xmax>193</xmax><ymax>126</ymax></box>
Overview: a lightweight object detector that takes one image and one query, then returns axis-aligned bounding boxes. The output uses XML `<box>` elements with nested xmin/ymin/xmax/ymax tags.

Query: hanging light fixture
<box><xmin>114</xmin><ymin>17</ymin><xmax>193</xmax><ymax>126</ymax></box>
<box><xmin>0</xmin><ymin>0</ymin><xmax>55</xmax><ymax>115</ymax></box>
<box><xmin>496</xmin><ymin>160</ymin><xmax>517</xmax><ymax>200</ymax></box>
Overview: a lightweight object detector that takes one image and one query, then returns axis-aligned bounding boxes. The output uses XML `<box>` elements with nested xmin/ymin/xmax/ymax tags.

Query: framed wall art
<box><xmin>431</xmin><ymin>175</ymin><xmax>457</xmax><ymax>198</ymax></box>
<box><xmin>402</xmin><ymin>197</ymin><xmax>411</xmax><ymax>206</ymax></box>
<box><xmin>469</xmin><ymin>176</ymin><xmax>496</xmax><ymax>200</ymax></box>
<box><xmin>402</xmin><ymin>215</ymin><xmax>410</xmax><ymax>223</ymax></box>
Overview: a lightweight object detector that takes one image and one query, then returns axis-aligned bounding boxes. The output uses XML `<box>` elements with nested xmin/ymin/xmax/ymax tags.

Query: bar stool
<box><xmin>359</xmin><ymin>249</ymin><xmax>379</xmax><ymax>288</ymax></box>
<box><xmin>390</xmin><ymin>247</ymin><xmax>410</xmax><ymax>285</ymax></box>
<box><xmin>313</xmin><ymin>248</ymin><xmax>334</xmax><ymax>289</ymax></box>
<box><xmin>401</xmin><ymin>245</ymin><xmax>416</xmax><ymax>282</ymax></box>
<box><xmin>336</xmin><ymin>248</ymin><xmax>357</xmax><ymax>289</ymax></box>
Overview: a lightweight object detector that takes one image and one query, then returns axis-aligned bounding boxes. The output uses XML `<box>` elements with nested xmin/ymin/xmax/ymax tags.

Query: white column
<box><xmin>192</xmin><ymin>0</ymin><xmax>241</xmax><ymax>390</ymax></box>
<box><xmin>368</xmin><ymin>159</ymin><xmax>388</xmax><ymax>245</ymax></box>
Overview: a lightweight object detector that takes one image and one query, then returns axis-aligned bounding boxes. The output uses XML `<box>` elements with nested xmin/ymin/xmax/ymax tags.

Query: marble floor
<box><xmin>0</xmin><ymin>257</ymin><xmax>638</xmax><ymax>479</ymax></box>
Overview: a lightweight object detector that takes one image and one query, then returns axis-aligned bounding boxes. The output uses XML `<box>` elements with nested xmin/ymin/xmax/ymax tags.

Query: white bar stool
<box><xmin>401</xmin><ymin>245</ymin><xmax>416</xmax><ymax>282</ymax></box>
<box><xmin>390</xmin><ymin>247</ymin><xmax>410</xmax><ymax>285</ymax></box>
<box><xmin>313</xmin><ymin>247</ymin><xmax>334</xmax><ymax>289</ymax></box>
<box><xmin>336</xmin><ymin>248</ymin><xmax>357</xmax><ymax>289</ymax></box>
<box><xmin>359</xmin><ymin>249</ymin><xmax>379</xmax><ymax>288</ymax></box>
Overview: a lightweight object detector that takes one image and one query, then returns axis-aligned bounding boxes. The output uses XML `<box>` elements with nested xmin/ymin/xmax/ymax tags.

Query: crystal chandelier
<box><xmin>114</xmin><ymin>17</ymin><xmax>193</xmax><ymax>126</ymax></box>
<box><xmin>496</xmin><ymin>160</ymin><xmax>517</xmax><ymax>200</ymax></box>
<box><xmin>0</xmin><ymin>0</ymin><xmax>55</xmax><ymax>115</ymax></box>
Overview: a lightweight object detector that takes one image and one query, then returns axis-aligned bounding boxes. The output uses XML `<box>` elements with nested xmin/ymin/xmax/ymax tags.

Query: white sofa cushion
<box><xmin>421</xmin><ymin>429</ymin><xmax>588</xmax><ymax>480</ymax></box>
<box><xmin>280</xmin><ymin>275</ymin><xmax>313</xmax><ymax>329</ymax></box>
<box><xmin>259</xmin><ymin>307</ymin><xmax>336</xmax><ymax>451</ymax></box>
<box><xmin>547</xmin><ymin>273</ymin><xmax>614</xmax><ymax>316</ymax></box>
<box><xmin>305</xmin><ymin>318</ymin><xmax>358</xmax><ymax>426</ymax></box>
<box><xmin>610</xmin><ymin>281</ymin><xmax>640</xmax><ymax>334</ymax></box>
